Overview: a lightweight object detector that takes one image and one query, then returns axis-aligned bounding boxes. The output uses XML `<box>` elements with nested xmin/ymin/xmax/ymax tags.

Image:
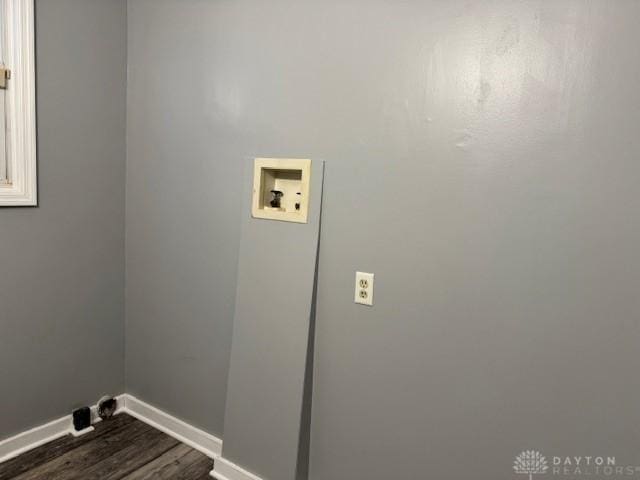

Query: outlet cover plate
<box><xmin>355</xmin><ymin>271</ymin><xmax>374</xmax><ymax>306</ymax></box>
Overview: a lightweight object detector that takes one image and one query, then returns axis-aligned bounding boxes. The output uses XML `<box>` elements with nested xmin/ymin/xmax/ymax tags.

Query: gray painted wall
<box><xmin>0</xmin><ymin>0</ymin><xmax>127</xmax><ymax>440</ymax></box>
<box><xmin>125</xmin><ymin>1</ymin><xmax>241</xmax><ymax>436</ymax></box>
<box><xmin>125</xmin><ymin>1</ymin><xmax>640</xmax><ymax>479</ymax></box>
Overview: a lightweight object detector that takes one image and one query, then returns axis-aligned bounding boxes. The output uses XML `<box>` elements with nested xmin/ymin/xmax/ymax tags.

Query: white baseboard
<box><xmin>0</xmin><ymin>394</ymin><xmax>126</xmax><ymax>464</ymax></box>
<box><xmin>70</xmin><ymin>426</ymin><xmax>94</xmax><ymax>437</ymax></box>
<box><xmin>211</xmin><ymin>456</ymin><xmax>265</xmax><ymax>480</ymax></box>
<box><xmin>0</xmin><ymin>393</ymin><xmax>223</xmax><ymax>466</ymax></box>
<box><xmin>0</xmin><ymin>415</ymin><xmax>69</xmax><ymax>465</ymax></box>
<box><xmin>122</xmin><ymin>394</ymin><xmax>222</xmax><ymax>459</ymax></box>
<box><xmin>1</xmin><ymin>395</ymin><xmax>266</xmax><ymax>480</ymax></box>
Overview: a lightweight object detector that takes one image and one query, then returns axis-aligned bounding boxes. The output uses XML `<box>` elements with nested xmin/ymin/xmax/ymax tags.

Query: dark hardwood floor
<box><xmin>0</xmin><ymin>414</ymin><xmax>214</xmax><ymax>480</ymax></box>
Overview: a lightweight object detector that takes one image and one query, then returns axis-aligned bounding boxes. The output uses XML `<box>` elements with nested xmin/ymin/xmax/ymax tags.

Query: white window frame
<box><xmin>0</xmin><ymin>0</ymin><xmax>36</xmax><ymax>206</ymax></box>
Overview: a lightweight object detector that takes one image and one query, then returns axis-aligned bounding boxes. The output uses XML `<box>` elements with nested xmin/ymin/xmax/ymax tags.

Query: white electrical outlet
<box><xmin>354</xmin><ymin>271</ymin><xmax>374</xmax><ymax>306</ymax></box>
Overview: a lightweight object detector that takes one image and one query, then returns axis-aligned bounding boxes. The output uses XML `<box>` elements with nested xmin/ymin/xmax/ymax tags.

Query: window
<box><xmin>0</xmin><ymin>0</ymin><xmax>36</xmax><ymax>206</ymax></box>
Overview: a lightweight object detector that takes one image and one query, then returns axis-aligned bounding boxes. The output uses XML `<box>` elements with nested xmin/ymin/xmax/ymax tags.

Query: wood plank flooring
<box><xmin>0</xmin><ymin>414</ymin><xmax>214</xmax><ymax>480</ymax></box>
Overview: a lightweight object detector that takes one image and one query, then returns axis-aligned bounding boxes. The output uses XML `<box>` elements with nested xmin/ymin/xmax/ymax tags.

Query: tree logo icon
<box><xmin>514</xmin><ymin>450</ymin><xmax>549</xmax><ymax>480</ymax></box>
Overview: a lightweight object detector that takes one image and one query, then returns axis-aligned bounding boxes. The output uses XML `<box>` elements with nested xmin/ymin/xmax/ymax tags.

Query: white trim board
<box><xmin>123</xmin><ymin>394</ymin><xmax>222</xmax><ymax>459</ymax></box>
<box><xmin>0</xmin><ymin>415</ymin><xmax>69</xmax><ymax>465</ymax></box>
<box><xmin>211</xmin><ymin>457</ymin><xmax>265</xmax><ymax>480</ymax></box>
<box><xmin>0</xmin><ymin>394</ymin><xmax>222</xmax><ymax>466</ymax></box>
<box><xmin>0</xmin><ymin>394</ymin><xmax>126</xmax><ymax>464</ymax></box>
